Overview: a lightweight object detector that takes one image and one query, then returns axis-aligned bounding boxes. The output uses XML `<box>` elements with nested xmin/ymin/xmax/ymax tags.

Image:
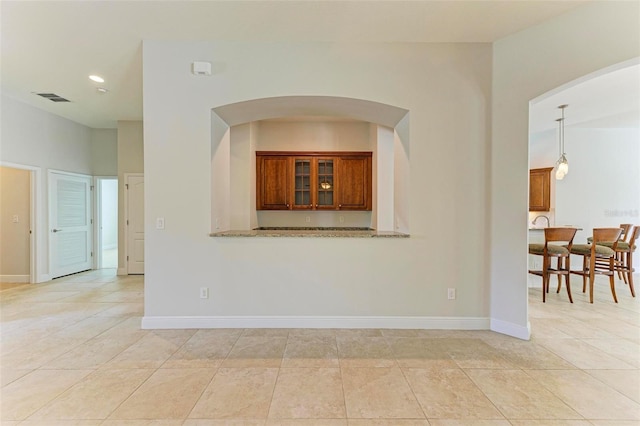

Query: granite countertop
<box><xmin>529</xmin><ymin>226</ymin><xmax>582</xmax><ymax>231</ymax></box>
<box><xmin>210</xmin><ymin>227</ymin><xmax>409</xmax><ymax>238</ymax></box>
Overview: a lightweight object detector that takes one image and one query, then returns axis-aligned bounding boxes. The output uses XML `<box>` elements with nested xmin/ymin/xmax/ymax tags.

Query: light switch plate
<box><xmin>200</xmin><ymin>287</ymin><xmax>209</xmax><ymax>299</ymax></box>
<box><xmin>156</xmin><ymin>217</ymin><xmax>165</xmax><ymax>229</ymax></box>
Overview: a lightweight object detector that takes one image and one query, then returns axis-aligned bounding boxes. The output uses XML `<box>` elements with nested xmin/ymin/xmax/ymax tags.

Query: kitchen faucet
<box><xmin>532</xmin><ymin>215</ymin><xmax>550</xmax><ymax>227</ymax></box>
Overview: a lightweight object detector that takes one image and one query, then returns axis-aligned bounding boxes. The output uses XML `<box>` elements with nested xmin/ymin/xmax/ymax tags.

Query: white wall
<box><xmin>375</xmin><ymin>124</ymin><xmax>395</xmax><ymax>232</ymax></box>
<box><xmin>143</xmin><ymin>41</ymin><xmax>492</xmax><ymax>326</ymax></box>
<box><xmin>554</xmin><ymin>127</ymin><xmax>640</xmax><ymax>243</ymax></box>
<box><xmin>229</xmin><ymin>123</ymin><xmax>253</xmax><ymax>230</ymax></box>
<box><xmin>256</xmin><ymin>120</ymin><xmax>371</xmax><ymax>151</ymax></box>
<box><xmin>142</xmin><ymin>3</ymin><xmax>637</xmax><ymax>335</ymax></box>
<box><xmin>1</xmin><ymin>96</ymin><xmax>93</xmax><ymax>174</ymax></box>
<box><xmin>492</xmin><ymin>1</ymin><xmax>639</xmax><ymax>338</ymax></box>
<box><xmin>92</xmin><ymin>129</ymin><xmax>118</xmax><ymax>176</ymax></box>
<box><xmin>0</xmin><ymin>95</ymin><xmax>95</xmax><ymax>282</ymax></box>
<box><xmin>117</xmin><ymin>121</ymin><xmax>144</xmax><ymax>273</ymax></box>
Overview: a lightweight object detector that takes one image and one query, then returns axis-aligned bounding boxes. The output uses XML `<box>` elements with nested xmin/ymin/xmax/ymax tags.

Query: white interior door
<box><xmin>126</xmin><ymin>175</ymin><xmax>144</xmax><ymax>274</ymax></box>
<box><xmin>49</xmin><ymin>171</ymin><xmax>93</xmax><ymax>279</ymax></box>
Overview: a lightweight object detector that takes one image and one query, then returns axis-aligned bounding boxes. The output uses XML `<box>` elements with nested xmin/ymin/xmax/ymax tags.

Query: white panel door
<box><xmin>127</xmin><ymin>175</ymin><xmax>144</xmax><ymax>274</ymax></box>
<box><xmin>49</xmin><ymin>172</ymin><xmax>93</xmax><ymax>279</ymax></box>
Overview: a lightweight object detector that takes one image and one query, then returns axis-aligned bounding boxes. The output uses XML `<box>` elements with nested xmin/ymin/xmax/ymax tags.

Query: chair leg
<box><xmin>556</xmin><ymin>258</ymin><xmax>562</xmax><ymax>293</ymax></box>
<box><xmin>617</xmin><ymin>252</ymin><xmax>624</xmax><ymax>281</ymax></box>
<box><xmin>542</xmin><ymin>256</ymin><xmax>549</xmax><ymax>303</ymax></box>
<box><xmin>589</xmin><ymin>255</ymin><xmax>595</xmax><ymax>304</ymax></box>
<box><xmin>565</xmin><ymin>258</ymin><xmax>573</xmax><ymax>303</ymax></box>
<box><xmin>609</xmin><ymin>257</ymin><xmax>618</xmax><ymax>303</ymax></box>
<box><xmin>545</xmin><ymin>259</ymin><xmax>550</xmax><ymax>294</ymax></box>
<box><xmin>565</xmin><ymin>273</ymin><xmax>573</xmax><ymax>303</ymax></box>
<box><xmin>627</xmin><ymin>251</ymin><xmax>635</xmax><ymax>297</ymax></box>
<box><xmin>582</xmin><ymin>256</ymin><xmax>588</xmax><ymax>293</ymax></box>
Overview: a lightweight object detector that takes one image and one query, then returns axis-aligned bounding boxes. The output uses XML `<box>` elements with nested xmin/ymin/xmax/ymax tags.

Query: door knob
<box><xmin>52</xmin><ymin>229</ymin><xmax>62</xmax><ymax>233</ymax></box>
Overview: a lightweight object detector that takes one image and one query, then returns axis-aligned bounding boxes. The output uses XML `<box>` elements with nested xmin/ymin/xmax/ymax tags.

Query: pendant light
<box><xmin>555</xmin><ymin>104</ymin><xmax>569</xmax><ymax>180</ymax></box>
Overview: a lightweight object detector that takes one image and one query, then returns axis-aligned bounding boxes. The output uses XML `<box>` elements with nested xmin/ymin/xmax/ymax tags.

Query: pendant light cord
<box><xmin>561</xmin><ymin>106</ymin><xmax>565</xmax><ymax>155</ymax></box>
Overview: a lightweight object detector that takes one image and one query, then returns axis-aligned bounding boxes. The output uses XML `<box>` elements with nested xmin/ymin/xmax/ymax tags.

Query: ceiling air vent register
<box><xmin>36</xmin><ymin>93</ymin><xmax>70</xmax><ymax>102</ymax></box>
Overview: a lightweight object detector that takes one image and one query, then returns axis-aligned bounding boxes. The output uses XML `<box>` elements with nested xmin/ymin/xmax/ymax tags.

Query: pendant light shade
<box><xmin>558</xmin><ymin>154</ymin><xmax>569</xmax><ymax>174</ymax></box>
<box><xmin>555</xmin><ymin>104</ymin><xmax>569</xmax><ymax>180</ymax></box>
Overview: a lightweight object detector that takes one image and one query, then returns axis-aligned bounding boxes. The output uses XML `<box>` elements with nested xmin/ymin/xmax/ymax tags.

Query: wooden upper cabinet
<box><xmin>313</xmin><ymin>157</ymin><xmax>337</xmax><ymax>210</ymax></box>
<box><xmin>256</xmin><ymin>155</ymin><xmax>290</xmax><ymax>210</ymax></box>
<box><xmin>336</xmin><ymin>156</ymin><xmax>372</xmax><ymax>210</ymax></box>
<box><xmin>256</xmin><ymin>151</ymin><xmax>372</xmax><ymax>211</ymax></box>
<box><xmin>291</xmin><ymin>156</ymin><xmax>338</xmax><ymax>210</ymax></box>
<box><xmin>529</xmin><ymin>167</ymin><xmax>553</xmax><ymax>212</ymax></box>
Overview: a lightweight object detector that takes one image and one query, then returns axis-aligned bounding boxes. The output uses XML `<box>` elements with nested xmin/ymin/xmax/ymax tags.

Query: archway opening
<box><xmin>210</xmin><ymin>96</ymin><xmax>411</xmax><ymax>233</ymax></box>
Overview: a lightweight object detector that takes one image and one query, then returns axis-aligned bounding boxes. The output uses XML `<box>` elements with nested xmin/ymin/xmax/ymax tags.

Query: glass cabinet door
<box><xmin>316</xmin><ymin>159</ymin><xmax>335</xmax><ymax>208</ymax></box>
<box><xmin>293</xmin><ymin>159</ymin><xmax>311</xmax><ymax>208</ymax></box>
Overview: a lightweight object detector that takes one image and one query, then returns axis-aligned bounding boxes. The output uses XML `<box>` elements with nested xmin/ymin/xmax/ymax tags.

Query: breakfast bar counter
<box><xmin>210</xmin><ymin>227</ymin><xmax>409</xmax><ymax>238</ymax></box>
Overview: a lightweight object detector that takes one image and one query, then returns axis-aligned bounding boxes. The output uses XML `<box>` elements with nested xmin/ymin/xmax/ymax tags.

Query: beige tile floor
<box><xmin>1</xmin><ymin>269</ymin><xmax>639</xmax><ymax>425</ymax></box>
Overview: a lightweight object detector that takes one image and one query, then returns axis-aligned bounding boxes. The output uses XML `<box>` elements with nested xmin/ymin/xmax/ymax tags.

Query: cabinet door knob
<box><xmin>286</xmin><ymin>203</ymin><xmax>290</xmax><ymax>208</ymax></box>
<box><xmin>338</xmin><ymin>204</ymin><xmax>342</xmax><ymax>209</ymax></box>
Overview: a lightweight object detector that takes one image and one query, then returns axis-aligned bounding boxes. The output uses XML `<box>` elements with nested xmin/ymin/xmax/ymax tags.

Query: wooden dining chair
<box><xmin>597</xmin><ymin>225</ymin><xmax>638</xmax><ymax>298</ymax></box>
<box><xmin>587</xmin><ymin>223</ymin><xmax>631</xmax><ymax>280</ymax></box>
<box><xmin>528</xmin><ymin>227</ymin><xmax>578</xmax><ymax>302</ymax></box>
<box><xmin>570</xmin><ymin>228</ymin><xmax>623</xmax><ymax>303</ymax></box>
<box><xmin>587</xmin><ymin>224</ymin><xmax>631</xmax><ymax>242</ymax></box>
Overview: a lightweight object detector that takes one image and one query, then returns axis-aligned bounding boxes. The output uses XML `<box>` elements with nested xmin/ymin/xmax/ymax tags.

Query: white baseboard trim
<box><xmin>117</xmin><ymin>268</ymin><xmax>127</xmax><ymax>276</ymax></box>
<box><xmin>36</xmin><ymin>273</ymin><xmax>50</xmax><ymax>283</ymax></box>
<box><xmin>0</xmin><ymin>275</ymin><xmax>29</xmax><ymax>283</ymax></box>
<box><xmin>141</xmin><ymin>315</ymin><xmax>490</xmax><ymax>330</ymax></box>
<box><xmin>490</xmin><ymin>317</ymin><xmax>530</xmax><ymax>340</ymax></box>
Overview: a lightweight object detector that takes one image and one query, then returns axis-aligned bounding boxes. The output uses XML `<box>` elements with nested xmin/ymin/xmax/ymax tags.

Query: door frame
<box><xmin>124</xmin><ymin>173</ymin><xmax>144</xmax><ymax>275</ymax></box>
<box><xmin>0</xmin><ymin>162</ymin><xmax>41</xmax><ymax>283</ymax></box>
<box><xmin>93</xmin><ymin>176</ymin><xmax>117</xmax><ymax>269</ymax></box>
<box><xmin>48</xmin><ymin>169</ymin><xmax>94</xmax><ymax>279</ymax></box>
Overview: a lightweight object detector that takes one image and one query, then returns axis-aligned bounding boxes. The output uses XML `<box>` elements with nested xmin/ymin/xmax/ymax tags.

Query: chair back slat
<box><xmin>592</xmin><ymin>228</ymin><xmax>623</xmax><ymax>248</ymax></box>
<box><xmin>544</xmin><ymin>227</ymin><xmax>577</xmax><ymax>244</ymax></box>
<box><xmin>620</xmin><ymin>224</ymin><xmax>633</xmax><ymax>242</ymax></box>
<box><xmin>628</xmin><ymin>225</ymin><xmax>639</xmax><ymax>250</ymax></box>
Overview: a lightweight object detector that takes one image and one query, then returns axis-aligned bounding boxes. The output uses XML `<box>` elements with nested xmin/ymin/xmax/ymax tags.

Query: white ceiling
<box><xmin>529</xmin><ymin>62</ymin><xmax>640</xmax><ymax>134</ymax></box>
<box><xmin>3</xmin><ymin>0</ymin><xmax>634</xmax><ymax>130</ymax></box>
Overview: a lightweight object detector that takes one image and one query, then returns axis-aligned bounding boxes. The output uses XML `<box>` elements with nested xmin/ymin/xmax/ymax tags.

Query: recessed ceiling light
<box><xmin>96</xmin><ymin>87</ymin><xmax>108</xmax><ymax>94</ymax></box>
<box><xmin>89</xmin><ymin>75</ymin><xmax>104</xmax><ymax>83</ymax></box>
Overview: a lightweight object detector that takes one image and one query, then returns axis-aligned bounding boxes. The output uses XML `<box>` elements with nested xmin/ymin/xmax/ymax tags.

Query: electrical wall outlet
<box><xmin>339</xmin><ymin>216</ymin><xmax>344</xmax><ymax>223</ymax></box>
<box><xmin>305</xmin><ymin>216</ymin><xmax>311</xmax><ymax>223</ymax></box>
<box><xmin>200</xmin><ymin>287</ymin><xmax>209</xmax><ymax>299</ymax></box>
<box><xmin>447</xmin><ymin>288</ymin><xmax>456</xmax><ymax>300</ymax></box>
<box><xmin>12</xmin><ymin>215</ymin><xmax>19</xmax><ymax>223</ymax></box>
